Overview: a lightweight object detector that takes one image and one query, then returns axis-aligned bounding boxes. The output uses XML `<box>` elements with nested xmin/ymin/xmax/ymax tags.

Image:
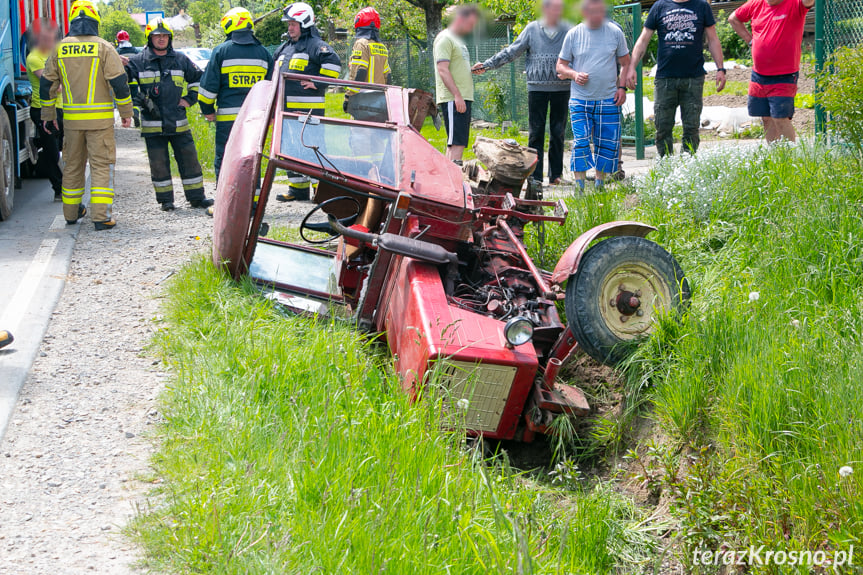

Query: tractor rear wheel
<box><xmin>565</xmin><ymin>236</ymin><xmax>690</xmax><ymax>366</ymax></box>
<box><xmin>0</xmin><ymin>110</ymin><xmax>14</xmax><ymax>220</ymax></box>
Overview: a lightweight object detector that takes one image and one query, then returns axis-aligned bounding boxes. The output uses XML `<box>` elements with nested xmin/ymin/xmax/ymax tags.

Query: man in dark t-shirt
<box><xmin>626</xmin><ymin>0</ymin><xmax>726</xmax><ymax>156</ymax></box>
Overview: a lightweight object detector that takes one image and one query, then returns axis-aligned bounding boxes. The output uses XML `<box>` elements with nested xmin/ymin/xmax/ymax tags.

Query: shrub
<box><xmin>714</xmin><ymin>9</ymin><xmax>750</xmax><ymax>61</ymax></box>
<box><xmin>817</xmin><ymin>44</ymin><xmax>863</xmax><ymax>159</ymax></box>
<box><xmin>99</xmin><ymin>9</ymin><xmax>146</xmax><ymax>46</ymax></box>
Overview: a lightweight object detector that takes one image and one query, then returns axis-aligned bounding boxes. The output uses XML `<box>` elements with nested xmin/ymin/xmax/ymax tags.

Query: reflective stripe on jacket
<box><xmin>127</xmin><ymin>47</ymin><xmax>202</xmax><ymax>136</ymax></box>
<box><xmin>198</xmin><ymin>32</ymin><xmax>273</xmax><ymax>122</ymax></box>
<box><xmin>348</xmin><ymin>37</ymin><xmax>390</xmax><ymax>93</ymax></box>
<box><xmin>41</xmin><ymin>34</ymin><xmax>132</xmax><ymax>129</ymax></box>
<box><xmin>274</xmin><ymin>27</ymin><xmax>342</xmax><ymax>113</ymax></box>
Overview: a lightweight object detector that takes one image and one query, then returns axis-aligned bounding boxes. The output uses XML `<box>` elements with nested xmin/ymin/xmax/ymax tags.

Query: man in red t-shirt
<box><xmin>729</xmin><ymin>0</ymin><xmax>814</xmax><ymax>142</ymax></box>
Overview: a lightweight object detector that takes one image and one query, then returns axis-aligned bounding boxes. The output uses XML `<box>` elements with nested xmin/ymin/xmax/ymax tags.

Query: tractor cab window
<box><xmin>278</xmin><ymin>115</ymin><xmax>399</xmax><ymax>187</ymax></box>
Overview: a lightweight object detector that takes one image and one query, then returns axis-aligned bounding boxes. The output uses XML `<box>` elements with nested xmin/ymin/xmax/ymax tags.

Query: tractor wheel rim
<box><xmin>598</xmin><ymin>262</ymin><xmax>672</xmax><ymax>340</ymax></box>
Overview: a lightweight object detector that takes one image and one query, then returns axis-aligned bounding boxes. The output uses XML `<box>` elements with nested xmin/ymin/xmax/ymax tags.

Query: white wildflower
<box><xmin>456</xmin><ymin>398</ymin><xmax>470</xmax><ymax>411</ymax></box>
<box><xmin>748</xmin><ymin>291</ymin><xmax>760</xmax><ymax>303</ymax></box>
<box><xmin>790</xmin><ymin>319</ymin><xmax>800</xmax><ymax>328</ymax></box>
<box><xmin>839</xmin><ymin>466</ymin><xmax>854</xmax><ymax>477</ymax></box>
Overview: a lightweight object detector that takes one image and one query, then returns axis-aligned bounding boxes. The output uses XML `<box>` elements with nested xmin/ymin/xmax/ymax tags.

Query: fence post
<box><xmin>508</xmin><ymin>25</ymin><xmax>517</xmax><ymax>127</ymax></box>
<box><xmin>406</xmin><ymin>36</ymin><xmax>412</xmax><ymax>88</ymax></box>
<box><xmin>814</xmin><ymin>0</ymin><xmax>825</xmax><ymax>135</ymax></box>
<box><xmin>634</xmin><ymin>4</ymin><xmax>645</xmax><ymax>160</ymax></box>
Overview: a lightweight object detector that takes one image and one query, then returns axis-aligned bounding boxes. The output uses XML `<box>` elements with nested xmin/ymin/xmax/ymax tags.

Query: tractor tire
<box><xmin>0</xmin><ymin>109</ymin><xmax>14</xmax><ymax>220</ymax></box>
<box><xmin>565</xmin><ymin>236</ymin><xmax>690</xmax><ymax>366</ymax></box>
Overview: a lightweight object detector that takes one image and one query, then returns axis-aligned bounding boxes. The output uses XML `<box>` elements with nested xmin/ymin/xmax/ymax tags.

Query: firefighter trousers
<box><xmin>62</xmin><ymin>127</ymin><xmax>116</xmax><ymax>223</ymax></box>
<box><xmin>214</xmin><ymin>120</ymin><xmax>232</xmax><ymax>181</ymax></box>
<box><xmin>144</xmin><ymin>132</ymin><xmax>205</xmax><ymax>205</ymax></box>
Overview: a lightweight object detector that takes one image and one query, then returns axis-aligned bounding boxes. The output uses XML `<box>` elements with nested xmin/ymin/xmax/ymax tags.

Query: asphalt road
<box><xmin>0</xmin><ymin>177</ymin><xmax>79</xmax><ymax>441</ymax></box>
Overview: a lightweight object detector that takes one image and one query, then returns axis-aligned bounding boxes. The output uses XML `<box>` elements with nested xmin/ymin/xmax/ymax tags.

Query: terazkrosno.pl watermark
<box><xmin>693</xmin><ymin>546</ymin><xmax>855</xmax><ymax>569</ymax></box>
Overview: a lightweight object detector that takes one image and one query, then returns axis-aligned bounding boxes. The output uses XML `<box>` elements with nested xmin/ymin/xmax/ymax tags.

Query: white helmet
<box><xmin>282</xmin><ymin>2</ymin><xmax>315</xmax><ymax>28</ymax></box>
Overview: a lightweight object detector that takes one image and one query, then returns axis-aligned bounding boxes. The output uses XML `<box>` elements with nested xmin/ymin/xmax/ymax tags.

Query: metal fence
<box><xmin>815</xmin><ymin>0</ymin><xmax>863</xmax><ymax>132</ymax></box>
<box><xmin>268</xmin><ymin>2</ymin><xmax>645</xmax><ymax>157</ymax></box>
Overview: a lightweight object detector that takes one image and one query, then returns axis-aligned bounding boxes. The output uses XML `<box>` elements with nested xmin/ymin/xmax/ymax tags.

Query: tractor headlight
<box><xmin>504</xmin><ymin>316</ymin><xmax>534</xmax><ymax>347</ymax></box>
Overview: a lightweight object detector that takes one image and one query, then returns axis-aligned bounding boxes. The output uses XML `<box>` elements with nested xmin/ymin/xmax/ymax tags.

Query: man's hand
<box><xmin>119</xmin><ymin>55</ymin><xmax>130</xmax><ymax>66</ymax></box>
<box><xmin>715</xmin><ymin>70</ymin><xmax>727</xmax><ymax>92</ymax></box>
<box><xmin>613</xmin><ymin>87</ymin><xmax>626</xmax><ymax>107</ymax></box>
<box><xmin>121</xmin><ymin>117</ymin><xmax>132</xmax><ymax>128</ymax></box>
<box><xmin>204</xmin><ymin>113</ymin><xmax>216</xmax><ymax>122</ymax></box>
<box><xmin>454</xmin><ymin>94</ymin><xmax>467</xmax><ymax>114</ymax></box>
<box><xmin>179</xmin><ymin>99</ymin><xmax>191</xmax><ymax>108</ymax></box>
<box><xmin>43</xmin><ymin>120</ymin><xmax>59</xmax><ymax>134</ymax></box>
<box><xmin>573</xmin><ymin>71</ymin><xmax>589</xmax><ymax>86</ymax></box>
<box><xmin>300</xmin><ymin>79</ymin><xmax>316</xmax><ymax>90</ymax></box>
<box><xmin>625</xmin><ymin>67</ymin><xmax>638</xmax><ymax>90</ymax></box>
<box><xmin>471</xmin><ymin>62</ymin><xmax>486</xmax><ymax>75</ymax></box>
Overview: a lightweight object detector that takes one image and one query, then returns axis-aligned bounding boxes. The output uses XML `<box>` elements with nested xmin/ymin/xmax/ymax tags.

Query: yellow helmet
<box><xmin>145</xmin><ymin>16</ymin><xmax>173</xmax><ymax>39</ymax></box>
<box><xmin>69</xmin><ymin>0</ymin><xmax>100</xmax><ymax>24</ymax></box>
<box><xmin>221</xmin><ymin>7</ymin><xmax>254</xmax><ymax>35</ymax></box>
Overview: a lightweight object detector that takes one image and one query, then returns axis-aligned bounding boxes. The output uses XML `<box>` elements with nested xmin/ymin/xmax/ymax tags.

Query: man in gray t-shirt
<box><xmin>556</xmin><ymin>0</ymin><xmax>630</xmax><ymax>191</ymax></box>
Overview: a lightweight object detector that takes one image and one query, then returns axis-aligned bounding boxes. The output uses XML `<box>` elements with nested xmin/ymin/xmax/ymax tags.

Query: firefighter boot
<box><xmin>278</xmin><ymin>173</ymin><xmax>311</xmax><ymax>202</ymax></box>
<box><xmin>94</xmin><ymin>219</ymin><xmax>117</xmax><ymax>231</ymax></box>
<box><xmin>66</xmin><ymin>205</ymin><xmax>87</xmax><ymax>225</ymax></box>
<box><xmin>0</xmin><ymin>330</ymin><xmax>14</xmax><ymax>350</ymax></box>
<box><xmin>190</xmin><ymin>198</ymin><xmax>214</xmax><ymax>209</ymax></box>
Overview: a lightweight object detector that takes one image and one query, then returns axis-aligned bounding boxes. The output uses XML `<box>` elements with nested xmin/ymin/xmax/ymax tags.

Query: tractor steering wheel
<box><xmin>299</xmin><ymin>196</ymin><xmax>362</xmax><ymax>244</ymax></box>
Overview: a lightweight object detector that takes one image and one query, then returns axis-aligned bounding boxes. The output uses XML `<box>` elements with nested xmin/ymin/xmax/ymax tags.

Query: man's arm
<box><xmin>101</xmin><ymin>44</ymin><xmax>133</xmax><ymax>125</ymax></box>
<box><xmin>473</xmin><ymin>24</ymin><xmax>531</xmax><ymax>73</ymax></box>
<box><xmin>802</xmin><ymin>0</ymin><xmax>815</xmax><ymax>8</ymax></box>
<box><xmin>615</xmin><ymin>54</ymin><xmax>631</xmax><ymax>106</ymax></box>
<box><xmin>704</xmin><ymin>25</ymin><xmax>726</xmax><ymax>92</ymax></box>
<box><xmin>39</xmin><ymin>54</ymin><xmax>59</xmax><ymax>126</ymax></box>
<box><xmin>180</xmin><ymin>56</ymin><xmax>202</xmax><ymax>107</ymax></box>
<box><xmin>626</xmin><ymin>27</ymin><xmax>654</xmax><ymax>89</ymax></box>
<box><xmin>197</xmin><ymin>50</ymin><xmax>220</xmax><ymax>119</ymax></box>
<box><xmin>728</xmin><ymin>11</ymin><xmax>753</xmax><ymax>46</ymax></box>
<box><xmin>436</xmin><ymin>61</ymin><xmax>466</xmax><ymax>112</ymax></box>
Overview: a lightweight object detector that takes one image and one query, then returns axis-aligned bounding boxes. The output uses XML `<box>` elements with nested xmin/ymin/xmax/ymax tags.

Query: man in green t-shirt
<box><xmin>26</xmin><ymin>19</ymin><xmax>63</xmax><ymax>199</ymax></box>
<box><xmin>433</xmin><ymin>5</ymin><xmax>479</xmax><ymax>163</ymax></box>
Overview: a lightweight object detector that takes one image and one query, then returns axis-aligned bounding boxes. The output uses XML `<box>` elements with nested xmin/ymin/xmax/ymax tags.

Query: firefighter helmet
<box><xmin>221</xmin><ymin>7</ymin><xmax>254</xmax><ymax>35</ymax></box>
<box><xmin>354</xmin><ymin>7</ymin><xmax>381</xmax><ymax>29</ymax></box>
<box><xmin>116</xmin><ymin>29</ymin><xmax>130</xmax><ymax>42</ymax></box>
<box><xmin>145</xmin><ymin>16</ymin><xmax>173</xmax><ymax>39</ymax></box>
<box><xmin>69</xmin><ymin>0</ymin><xmax>100</xmax><ymax>24</ymax></box>
<box><xmin>282</xmin><ymin>2</ymin><xmax>315</xmax><ymax>28</ymax></box>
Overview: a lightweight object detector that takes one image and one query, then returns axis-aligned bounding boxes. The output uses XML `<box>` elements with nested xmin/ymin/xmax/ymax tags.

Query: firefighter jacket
<box><xmin>117</xmin><ymin>41</ymin><xmax>137</xmax><ymax>56</ymax></box>
<box><xmin>348</xmin><ymin>26</ymin><xmax>390</xmax><ymax>89</ymax></box>
<box><xmin>127</xmin><ymin>46</ymin><xmax>202</xmax><ymax>136</ymax></box>
<box><xmin>40</xmin><ymin>18</ymin><xmax>133</xmax><ymax>130</ymax></box>
<box><xmin>273</xmin><ymin>26</ymin><xmax>342</xmax><ymax>113</ymax></box>
<box><xmin>198</xmin><ymin>29</ymin><xmax>274</xmax><ymax>122</ymax></box>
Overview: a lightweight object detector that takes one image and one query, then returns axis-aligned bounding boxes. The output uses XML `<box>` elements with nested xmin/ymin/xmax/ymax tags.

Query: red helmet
<box><xmin>116</xmin><ymin>30</ymin><xmax>130</xmax><ymax>42</ymax></box>
<box><xmin>354</xmin><ymin>7</ymin><xmax>380</xmax><ymax>29</ymax></box>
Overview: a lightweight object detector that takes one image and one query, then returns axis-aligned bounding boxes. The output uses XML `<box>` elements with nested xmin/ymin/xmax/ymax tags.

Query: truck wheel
<box><xmin>565</xmin><ymin>236</ymin><xmax>690</xmax><ymax>366</ymax></box>
<box><xmin>0</xmin><ymin>110</ymin><xmax>14</xmax><ymax>220</ymax></box>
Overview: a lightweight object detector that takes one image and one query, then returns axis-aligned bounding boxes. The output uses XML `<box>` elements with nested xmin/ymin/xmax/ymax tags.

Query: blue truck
<box><xmin>0</xmin><ymin>0</ymin><xmax>68</xmax><ymax>219</ymax></box>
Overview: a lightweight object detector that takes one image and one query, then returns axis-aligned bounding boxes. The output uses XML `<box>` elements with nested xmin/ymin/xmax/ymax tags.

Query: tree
<box><xmin>401</xmin><ymin>0</ymin><xmax>446</xmax><ymax>41</ymax></box>
<box><xmin>100</xmin><ymin>9</ymin><xmax>147</xmax><ymax>45</ymax></box>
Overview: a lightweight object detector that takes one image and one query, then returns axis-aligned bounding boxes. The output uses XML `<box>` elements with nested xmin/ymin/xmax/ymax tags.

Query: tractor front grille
<box><xmin>439</xmin><ymin>360</ymin><xmax>517</xmax><ymax>433</ymax></box>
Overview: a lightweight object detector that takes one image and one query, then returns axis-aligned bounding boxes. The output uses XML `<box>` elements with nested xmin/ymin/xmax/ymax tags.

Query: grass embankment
<box><xmin>140</xmin><ymin>139</ymin><xmax>862</xmax><ymax>571</ymax></box>
<box><xmin>134</xmin><ymin>263</ymin><xmax>654</xmax><ymax>573</ymax></box>
<box><xmin>530</xmin><ymin>142</ymin><xmax>863</xmax><ymax>566</ymax></box>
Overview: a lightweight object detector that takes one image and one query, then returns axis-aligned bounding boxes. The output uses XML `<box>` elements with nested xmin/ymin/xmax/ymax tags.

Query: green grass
<box><xmin>133</xmin><ymin>260</ymin><xmax>657</xmax><ymax>573</ymax></box>
<box><xmin>529</xmin><ymin>141</ymin><xmax>863</xmax><ymax>566</ymax></box>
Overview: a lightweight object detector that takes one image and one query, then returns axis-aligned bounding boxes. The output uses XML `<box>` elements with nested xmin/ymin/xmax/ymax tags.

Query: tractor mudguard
<box><xmin>550</xmin><ymin>221</ymin><xmax>656</xmax><ymax>287</ymax></box>
<box><xmin>211</xmin><ymin>79</ymin><xmax>278</xmax><ymax>279</ymax></box>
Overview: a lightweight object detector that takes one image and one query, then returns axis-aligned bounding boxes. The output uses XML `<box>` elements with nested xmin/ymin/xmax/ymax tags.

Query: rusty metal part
<box><xmin>598</xmin><ymin>261</ymin><xmax>672</xmax><ymax>341</ymax></box>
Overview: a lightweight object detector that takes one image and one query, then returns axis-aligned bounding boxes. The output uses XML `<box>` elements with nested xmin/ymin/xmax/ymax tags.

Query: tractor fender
<box><xmin>550</xmin><ymin>221</ymin><xmax>656</xmax><ymax>287</ymax></box>
<box><xmin>211</xmin><ymin>79</ymin><xmax>277</xmax><ymax>279</ymax></box>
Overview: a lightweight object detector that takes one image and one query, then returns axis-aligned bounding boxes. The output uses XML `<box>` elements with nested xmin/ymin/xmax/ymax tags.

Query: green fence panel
<box><xmin>814</xmin><ymin>0</ymin><xmax>863</xmax><ymax>135</ymax></box>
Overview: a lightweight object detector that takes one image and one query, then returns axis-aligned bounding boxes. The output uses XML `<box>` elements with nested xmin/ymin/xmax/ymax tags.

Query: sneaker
<box><xmin>66</xmin><ymin>205</ymin><xmax>86</xmax><ymax>225</ymax></box>
<box><xmin>94</xmin><ymin>219</ymin><xmax>116</xmax><ymax>231</ymax></box>
<box><xmin>0</xmin><ymin>330</ymin><xmax>13</xmax><ymax>350</ymax></box>
<box><xmin>190</xmin><ymin>198</ymin><xmax>215</xmax><ymax>209</ymax></box>
<box><xmin>161</xmin><ymin>202</ymin><xmax>176</xmax><ymax>212</ymax></box>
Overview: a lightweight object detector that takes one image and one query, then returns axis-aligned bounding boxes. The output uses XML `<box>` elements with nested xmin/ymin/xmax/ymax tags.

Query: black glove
<box><xmin>141</xmin><ymin>93</ymin><xmax>161</xmax><ymax>120</ymax></box>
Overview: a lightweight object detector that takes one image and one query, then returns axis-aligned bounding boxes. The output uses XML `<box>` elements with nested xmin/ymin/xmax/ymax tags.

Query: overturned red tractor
<box><xmin>212</xmin><ymin>74</ymin><xmax>690</xmax><ymax>442</ymax></box>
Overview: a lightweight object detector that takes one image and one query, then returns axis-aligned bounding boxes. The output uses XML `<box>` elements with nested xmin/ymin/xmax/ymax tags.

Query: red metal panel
<box><xmin>383</xmin><ymin>257</ymin><xmax>538</xmax><ymax>440</ymax></box>
<box><xmin>550</xmin><ymin>221</ymin><xmax>656</xmax><ymax>287</ymax></box>
<box><xmin>211</xmin><ymin>79</ymin><xmax>277</xmax><ymax>278</ymax></box>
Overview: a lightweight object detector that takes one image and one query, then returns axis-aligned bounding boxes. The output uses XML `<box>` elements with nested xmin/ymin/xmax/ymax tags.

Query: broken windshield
<box><xmin>279</xmin><ymin>116</ymin><xmax>399</xmax><ymax>187</ymax></box>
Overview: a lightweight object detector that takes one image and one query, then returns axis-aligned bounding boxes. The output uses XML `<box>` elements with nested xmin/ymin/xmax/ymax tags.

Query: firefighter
<box><xmin>344</xmin><ymin>7</ymin><xmax>390</xmax><ymax>111</ymax></box>
<box><xmin>272</xmin><ymin>2</ymin><xmax>341</xmax><ymax>202</ymax></box>
<box><xmin>198</xmin><ymin>7</ymin><xmax>273</xmax><ymax>182</ymax></box>
<box><xmin>127</xmin><ymin>17</ymin><xmax>213</xmax><ymax>212</ymax></box>
<box><xmin>115</xmin><ymin>30</ymin><xmax>137</xmax><ymax>56</ymax></box>
<box><xmin>40</xmin><ymin>0</ymin><xmax>133</xmax><ymax>229</ymax></box>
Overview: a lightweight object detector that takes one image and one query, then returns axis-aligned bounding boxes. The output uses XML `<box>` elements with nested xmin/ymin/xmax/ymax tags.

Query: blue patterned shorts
<box><xmin>569</xmin><ymin>98</ymin><xmax>621</xmax><ymax>175</ymax></box>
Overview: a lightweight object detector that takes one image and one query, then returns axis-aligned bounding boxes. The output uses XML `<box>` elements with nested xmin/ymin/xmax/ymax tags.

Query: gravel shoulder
<box><xmin>0</xmin><ymin>127</ymin><xmax>314</xmax><ymax>573</ymax></box>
